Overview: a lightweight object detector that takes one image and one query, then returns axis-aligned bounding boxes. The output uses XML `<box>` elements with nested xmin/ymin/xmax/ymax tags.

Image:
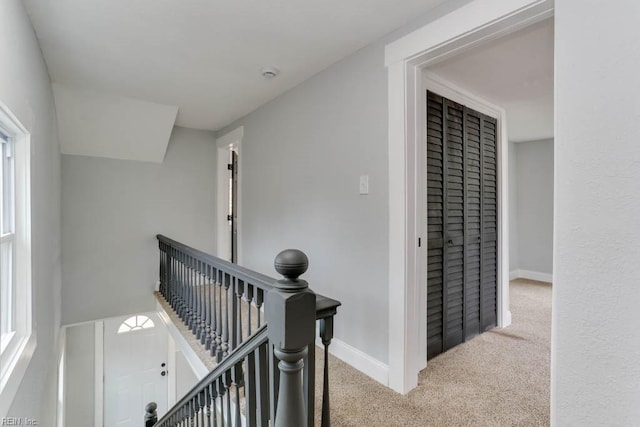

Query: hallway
<box><xmin>317</xmin><ymin>279</ymin><xmax>551</xmax><ymax>426</ymax></box>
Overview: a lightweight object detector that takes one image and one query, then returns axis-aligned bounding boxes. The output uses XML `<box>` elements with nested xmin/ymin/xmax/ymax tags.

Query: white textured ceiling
<box><xmin>25</xmin><ymin>0</ymin><xmax>448</xmax><ymax>131</ymax></box>
<box><xmin>429</xmin><ymin>18</ymin><xmax>554</xmax><ymax>142</ymax></box>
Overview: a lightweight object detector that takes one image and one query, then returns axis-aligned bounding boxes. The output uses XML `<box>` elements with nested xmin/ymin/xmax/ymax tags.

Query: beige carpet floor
<box><xmin>315</xmin><ymin>279</ymin><xmax>551</xmax><ymax>427</ymax></box>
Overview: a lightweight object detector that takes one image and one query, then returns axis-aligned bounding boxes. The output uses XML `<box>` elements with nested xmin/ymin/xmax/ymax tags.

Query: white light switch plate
<box><xmin>359</xmin><ymin>175</ymin><xmax>369</xmax><ymax>195</ymax></box>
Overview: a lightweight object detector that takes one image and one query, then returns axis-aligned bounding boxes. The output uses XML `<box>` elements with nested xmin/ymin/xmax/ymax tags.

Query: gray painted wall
<box><xmin>1</xmin><ymin>0</ymin><xmax>62</xmax><ymax>421</ymax></box>
<box><xmin>64</xmin><ymin>324</ymin><xmax>95</xmax><ymax>427</ymax></box>
<box><xmin>509</xmin><ymin>142</ymin><xmax>519</xmax><ymax>271</ymax></box>
<box><xmin>219</xmin><ymin>0</ymin><xmax>472</xmax><ymax>364</ymax></box>
<box><xmin>175</xmin><ymin>350</ymin><xmax>199</xmax><ymax>399</ymax></box>
<box><xmin>510</xmin><ymin>139</ymin><xmax>554</xmax><ymax>275</ymax></box>
<box><xmin>61</xmin><ymin>126</ymin><xmax>217</xmax><ymax>324</ymax></box>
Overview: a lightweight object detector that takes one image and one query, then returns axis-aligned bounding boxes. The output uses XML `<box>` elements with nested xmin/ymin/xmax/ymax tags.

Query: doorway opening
<box><xmin>422</xmin><ymin>16</ymin><xmax>553</xmax><ymax>362</ymax></box>
<box><xmin>385</xmin><ymin>0</ymin><xmax>554</xmax><ymax>394</ymax></box>
<box><xmin>228</xmin><ymin>148</ymin><xmax>238</xmax><ymax>263</ymax></box>
<box><xmin>216</xmin><ymin>127</ymin><xmax>243</xmax><ymax>263</ymax></box>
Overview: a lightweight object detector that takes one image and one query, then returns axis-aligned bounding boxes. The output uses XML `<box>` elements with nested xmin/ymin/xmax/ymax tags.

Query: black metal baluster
<box><xmin>256</xmin><ymin>341</ymin><xmax>269</xmax><ymax>427</ymax></box>
<box><xmin>187</xmin><ymin>255</ymin><xmax>193</xmax><ymax>330</ymax></box>
<box><xmin>245</xmin><ymin>351</ymin><xmax>257</xmax><ymax>426</ymax></box>
<box><xmin>224</xmin><ymin>371</ymin><xmax>232</xmax><ymax>426</ymax></box>
<box><xmin>192</xmin><ymin>396</ymin><xmax>199</xmax><ymax>427</ymax></box>
<box><xmin>230</xmin><ymin>277</ymin><xmax>239</xmax><ymax>350</ymax></box>
<box><xmin>190</xmin><ymin>256</ymin><xmax>197</xmax><ymax>333</ymax></box>
<box><xmin>234</xmin><ymin>362</ymin><xmax>242</xmax><ymax>427</ymax></box>
<box><xmin>210</xmin><ymin>383</ymin><xmax>218</xmax><ymax>427</ymax></box>
<box><xmin>222</xmin><ymin>273</ymin><xmax>231</xmax><ymax>358</ymax></box>
<box><xmin>217</xmin><ymin>377</ymin><xmax>225</xmax><ymax>425</ymax></box>
<box><xmin>320</xmin><ymin>317</ymin><xmax>335</xmax><ymax>427</ymax></box>
<box><xmin>209</xmin><ymin>267</ymin><xmax>218</xmax><ymax>356</ymax></box>
<box><xmin>200</xmin><ymin>263</ymin><xmax>207</xmax><ymax>342</ymax></box>
<box><xmin>173</xmin><ymin>246</ymin><xmax>178</xmax><ymax>311</ymax></box>
<box><xmin>195</xmin><ymin>260</ymin><xmax>203</xmax><ymax>338</ymax></box>
<box><xmin>199</xmin><ymin>391</ymin><xmax>206</xmax><ymax>427</ymax></box>
<box><xmin>184</xmin><ymin>253</ymin><xmax>189</xmax><ymax>323</ymax></box>
<box><xmin>194</xmin><ymin>259</ymin><xmax>200</xmax><ymax>337</ymax></box>
<box><xmin>203</xmin><ymin>264</ymin><xmax>212</xmax><ymax>348</ymax></box>
<box><xmin>189</xmin><ymin>398</ymin><xmax>195</xmax><ymax>427</ymax></box>
<box><xmin>236</xmin><ymin>279</ymin><xmax>244</xmax><ymax>346</ymax></box>
<box><xmin>169</xmin><ymin>246</ymin><xmax>175</xmax><ymax>307</ymax></box>
<box><xmin>246</xmin><ymin>284</ymin><xmax>254</xmax><ymax>337</ymax></box>
<box><xmin>215</xmin><ymin>270</ymin><xmax>223</xmax><ymax>361</ymax></box>
<box><xmin>256</xmin><ymin>288</ymin><xmax>263</xmax><ymax>328</ymax></box>
<box><xmin>180</xmin><ymin>251</ymin><xmax>187</xmax><ymax>321</ymax></box>
<box><xmin>177</xmin><ymin>249</ymin><xmax>183</xmax><ymax>319</ymax></box>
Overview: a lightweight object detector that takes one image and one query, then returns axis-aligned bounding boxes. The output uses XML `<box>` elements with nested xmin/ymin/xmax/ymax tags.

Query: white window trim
<box><xmin>0</xmin><ymin>101</ymin><xmax>34</xmax><ymax>417</ymax></box>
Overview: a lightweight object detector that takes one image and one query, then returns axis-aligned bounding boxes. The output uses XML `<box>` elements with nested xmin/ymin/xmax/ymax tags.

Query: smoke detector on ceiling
<box><xmin>260</xmin><ymin>66</ymin><xmax>280</xmax><ymax>79</ymax></box>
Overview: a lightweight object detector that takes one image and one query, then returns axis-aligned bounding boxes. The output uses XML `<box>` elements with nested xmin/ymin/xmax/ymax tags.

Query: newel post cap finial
<box><xmin>145</xmin><ymin>401</ymin><xmax>158</xmax><ymax>425</ymax></box>
<box><xmin>274</xmin><ymin>249</ymin><xmax>309</xmax><ymax>290</ymax></box>
<box><xmin>145</xmin><ymin>402</ymin><xmax>157</xmax><ymax>413</ymax></box>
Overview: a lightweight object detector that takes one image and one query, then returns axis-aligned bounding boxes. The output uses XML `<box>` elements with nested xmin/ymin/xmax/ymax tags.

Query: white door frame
<box><xmin>385</xmin><ymin>0</ymin><xmax>554</xmax><ymax>394</ymax></box>
<box><xmin>216</xmin><ymin>126</ymin><xmax>244</xmax><ymax>263</ymax></box>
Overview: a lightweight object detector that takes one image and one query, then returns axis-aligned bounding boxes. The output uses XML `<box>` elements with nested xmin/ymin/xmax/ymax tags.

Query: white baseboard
<box><xmin>502</xmin><ymin>310</ymin><xmax>512</xmax><ymax>328</ymax></box>
<box><xmin>316</xmin><ymin>336</ymin><xmax>389</xmax><ymax>387</ymax></box>
<box><xmin>509</xmin><ymin>269</ymin><xmax>552</xmax><ymax>283</ymax></box>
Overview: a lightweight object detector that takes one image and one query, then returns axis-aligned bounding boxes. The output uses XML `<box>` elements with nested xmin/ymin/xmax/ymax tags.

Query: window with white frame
<box><xmin>1</xmin><ymin>128</ymin><xmax>15</xmax><ymax>352</ymax></box>
<box><xmin>0</xmin><ymin>103</ymin><xmax>33</xmax><ymax>412</ymax></box>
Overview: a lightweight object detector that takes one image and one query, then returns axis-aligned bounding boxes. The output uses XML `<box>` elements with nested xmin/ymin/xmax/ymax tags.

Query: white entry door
<box><xmin>104</xmin><ymin>312</ymin><xmax>168</xmax><ymax>427</ymax></box>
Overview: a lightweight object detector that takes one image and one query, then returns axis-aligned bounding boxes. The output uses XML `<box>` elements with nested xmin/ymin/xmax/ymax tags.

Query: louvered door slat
<box><xmin>426</xmin><ymin>92</ymin><xmax>445</xmax><ymax>359</ymax></box>
<box><xmin>444</xmin><ymin>99</ymin><xmax>465</xmax><ymax>350</ymax></box>
<box><xmin>464</xmin><ymin>109</ymin><xmax>482</xmax><ymax>339</ymax></box>
<box><xmin>481</xmin><ymin>117</ymin><xmax>498</xmax><ymax>331</ymax></box>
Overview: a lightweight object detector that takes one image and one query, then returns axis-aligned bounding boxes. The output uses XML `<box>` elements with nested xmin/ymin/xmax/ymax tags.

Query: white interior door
<box><xmin>104</xmin><ymin>312</ymin><xmax>168</xmax><ymax>427</ymax></box>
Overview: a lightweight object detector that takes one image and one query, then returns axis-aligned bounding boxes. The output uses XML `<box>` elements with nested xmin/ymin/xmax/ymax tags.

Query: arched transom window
<box><xmin>117</xmin><ymin>315</ymin><xmax>155</xmax><ymax>334</ymax></box>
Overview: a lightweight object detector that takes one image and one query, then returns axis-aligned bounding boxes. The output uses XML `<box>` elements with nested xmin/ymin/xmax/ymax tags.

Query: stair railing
<box><xmin>153</xmin><ymin>235</ymin><xmax>341</xmax><ymax>426</ymax></box>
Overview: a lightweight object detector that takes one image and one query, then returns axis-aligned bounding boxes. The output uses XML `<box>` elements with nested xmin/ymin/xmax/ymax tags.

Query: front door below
<box><xmin>104</xmin><ymin>312</ymin><xmax>168</xmax><ymax>427</ymax></box>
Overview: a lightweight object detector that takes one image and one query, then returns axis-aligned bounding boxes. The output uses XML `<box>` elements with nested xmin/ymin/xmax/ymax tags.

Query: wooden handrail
<box><xmin>157</xmin><ymin>234</ymin><xmax>341</xmax><ymax>321</ymax></box>
<box><xmin>154</xmin><ymin>325</ymin><xmax>269</xmax><ymax>426</ymax></box>
<box><xmin>152</xmin><ymin>236</ymin><xmax>341</xmax><ymax>426</ymax></box>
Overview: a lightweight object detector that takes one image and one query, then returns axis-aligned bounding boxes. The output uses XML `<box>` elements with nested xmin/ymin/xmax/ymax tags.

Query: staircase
<box><xmin>145</xmin><ymin>235</ymin><xmax>341</xmax><ymax>426</ymax></box>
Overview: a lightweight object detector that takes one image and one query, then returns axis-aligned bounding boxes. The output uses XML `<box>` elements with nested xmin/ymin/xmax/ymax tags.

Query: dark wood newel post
<box><xmin>144</xmin><ymin>401</ymin><xmax>157</xmax><ymax>427</ymax></box>
<box><xmin>266</xmin><ymin>249</ymin><xmax>316</xmax><ymax>427</ymax></box>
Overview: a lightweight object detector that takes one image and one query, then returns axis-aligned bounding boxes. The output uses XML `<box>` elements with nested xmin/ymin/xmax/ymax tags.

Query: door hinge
<box><xmin>227</xmin><ymin>215</ymin><xmax>233</xmax><ymax>221</ymax></box>
<box><xmin>227</xmin><ymin>163</ymin><xmax>234</xmax><ymax>171</ymax></box>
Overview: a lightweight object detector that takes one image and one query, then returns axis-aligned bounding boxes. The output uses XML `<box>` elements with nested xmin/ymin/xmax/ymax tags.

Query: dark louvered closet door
<box><xmin>426</xmin><ymin>91</ymin><xmax>497</xmax><ymax>360</ymax></box>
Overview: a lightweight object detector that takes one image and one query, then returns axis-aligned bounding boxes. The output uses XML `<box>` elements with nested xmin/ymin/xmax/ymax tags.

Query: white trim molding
<box><xmin>385</xmin><ymin>0</ymin><xmax>554</xmax><ymax>394</ymax></box>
